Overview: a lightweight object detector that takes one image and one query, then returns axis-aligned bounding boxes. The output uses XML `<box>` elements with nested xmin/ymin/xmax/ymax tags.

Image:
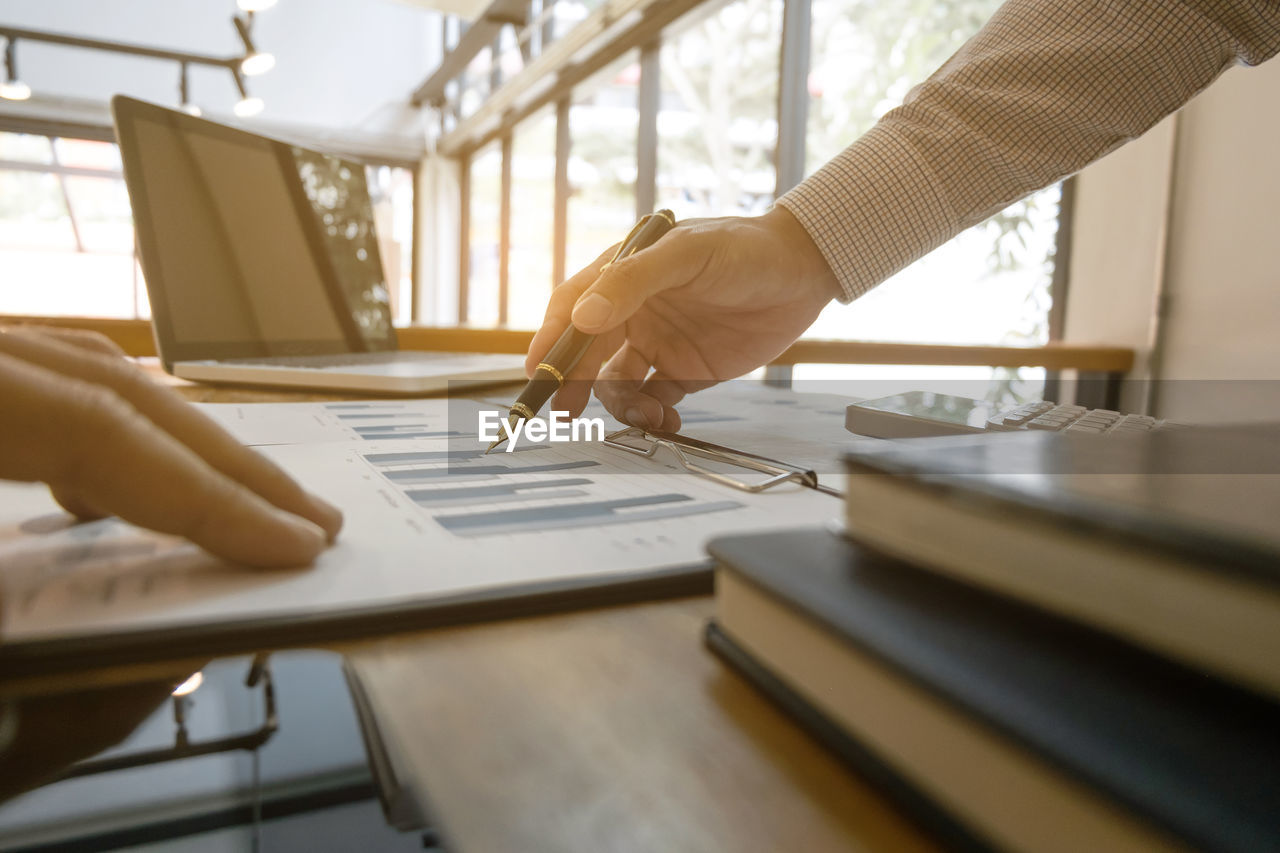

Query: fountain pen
<box><xmin>486</xmin><ymin>209</ymin><xmax>676</xmax><ymax>453</ymax></box>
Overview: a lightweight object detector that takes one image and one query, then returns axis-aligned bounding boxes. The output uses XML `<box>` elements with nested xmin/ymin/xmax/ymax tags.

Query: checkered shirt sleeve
<box><xmin>778</xmin><ymin>0</ymin><xmax>1280</xmax><ymax>303</ymax></box>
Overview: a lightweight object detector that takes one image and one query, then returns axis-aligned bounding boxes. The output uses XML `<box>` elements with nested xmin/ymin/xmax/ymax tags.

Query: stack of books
<box><xmin>706</xmin><ymin>424</ymin><xmax>1280</xmax><ymax>852</ymax></box>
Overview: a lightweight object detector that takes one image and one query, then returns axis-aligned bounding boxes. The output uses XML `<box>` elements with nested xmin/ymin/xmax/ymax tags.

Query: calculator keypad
<box><xmin>986</xmin><ymin>403</ymin><xmax>1183</xmax><ymax>435</ymax></box>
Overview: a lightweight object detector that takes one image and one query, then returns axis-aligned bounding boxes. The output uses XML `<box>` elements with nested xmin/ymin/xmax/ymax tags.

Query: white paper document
<box><xmin>1</xmin><ymin>395</ymin><xmax>844</xmax><ymax>647</ymax></box>
<box><xmin>199</xmin><ymin>384</ymin><xmax>857</xmax><ymax>475</ymax></box>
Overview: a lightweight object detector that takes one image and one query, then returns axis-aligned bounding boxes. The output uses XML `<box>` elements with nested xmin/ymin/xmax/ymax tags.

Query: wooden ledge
<box><xmin>0</xmin><ymin>317</ymin><xmax>1134</xmax><ymax>373</ymax></box>
<box><xmin>774</xmin><ymin>339</ymin><xmax>1134</xmax><ymax>372</ymax></box>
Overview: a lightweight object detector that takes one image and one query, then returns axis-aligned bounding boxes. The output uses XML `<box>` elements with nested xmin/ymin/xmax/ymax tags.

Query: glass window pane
<box><xmin>52</xmin><ymin>137</ymin><xmax>122</xmax><ymax>171</ymax></box>
<box><xmin>460</xmin><ymin>46</ymin><xmax>495</xmax><ymax>119</ymax></box>
<box><xmin>802</xmin><ymin>0</ymin><xmax>1055</xmax><ymax>405</ymax></box>
<box><xmin>0</xmin><ymin>135</ymin><xmax>413</xmax><ymax>324</ymax></box>
<box><xmin>509</xmin><ymin>107</ymin><xmax>557</xmax><ymax>329</ymax></box>
<box><xmin>0</xmin><ymin>170</ymin><xmax>75</xmax><ymax>250</ymax></box>
<box><xmin>805</xmin><ymin>1</ymin><xmax>998</xmax><ymax>171</ymax></box>
<box><xmin>656</xmin><ymin>0</ymin><xmax>782</xmax><ymax>219</ymax></box>
<box><xmin>62</xmin><ymin>175</ymin><xmax>134</xmax><ymax>253</ymax></box>
<box><xmin>0</xmin><ymin>251</ymin><xmax>143</xmax><ymax>318</ymax></box>
<box><xmin>0</xmin><ymin>132</ymin><xmax>53</xmax><ymax>163</ymax></box>
<box><xmin>468</xmin><ymin>142</ymin><xmax>503</xmax><ymax>326</ymax></box>
<box><xmin>0</xmin><ymin>163</ymin><xmax>142</xmax><ymax>318</ymax></box>
<box><xmin>497</xmin><ymin>21</ymin><xmax>524</xmax><ymax>81</ymax></box>
<box><xmin>552</xmin><ymin>0</ymin><xmax>595</xmax><ymax>40</ymax></box>
<box><xmin>566</xmin><ymin>53</ymin><xmax>638</xmax><ymax>278</ymax></box>
<box><xmin>368</xmin><ymin>164</ymin><xmax>416</xmax><ymax>327</ymax></box>
<box><xmin>805</xmin><ymin>184</ymin><xmax>1062</xmax><ymax>346</ymax></box>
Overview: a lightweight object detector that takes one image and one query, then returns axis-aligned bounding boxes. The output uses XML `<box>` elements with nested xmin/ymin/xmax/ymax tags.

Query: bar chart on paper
<box><xmin>197</xmin><ymin>400</ymin><xmax>473</xmax><ymax>446</ymax></box>
<box><xmin>199</xmin><ymin>395</ymin><xmax>851</xmax><ymax>555</ymax></box>
<box><xmin>360</xmin><ymin>446</ymin><xmax>743</xmax><ymax>538</ymax></box>
<box><xmin>200</xmin><ymin>397</ymin><xmax>770</xmax><ymax>548</ymax></box>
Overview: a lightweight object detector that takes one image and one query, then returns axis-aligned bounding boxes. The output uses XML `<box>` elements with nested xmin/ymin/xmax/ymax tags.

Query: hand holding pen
<box><xmin>518</xmin><ymin>206</ymin><xmax>843</xmax><ymax>441</ymax></box>
<box><xmin>488</xmin><ymin>210</ymin><xmax>676</xmax><ymax>452</ymax></box>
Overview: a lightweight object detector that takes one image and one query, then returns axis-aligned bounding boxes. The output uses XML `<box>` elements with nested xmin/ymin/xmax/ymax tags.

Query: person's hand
<box><xmin>0</xmin><ymin>327</ymin><xmax>342</xmax><ymax>568</ymax></box>
<box><xmin>525</xmin><ymin>205</ymin><xmax>841</xmax><ymax>431</ymax></box>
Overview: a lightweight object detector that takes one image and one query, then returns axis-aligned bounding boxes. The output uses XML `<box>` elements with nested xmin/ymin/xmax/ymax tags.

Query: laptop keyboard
<box><xmin>224</xmin><ymin>351</ymin><xmax>452</xmax><ymax>369</ymax></box>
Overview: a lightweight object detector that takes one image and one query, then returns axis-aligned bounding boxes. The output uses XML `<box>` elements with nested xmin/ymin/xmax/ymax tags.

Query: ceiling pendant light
<box><xmin>234</xmin><ymin>15</ymin><xmax>275</xmax><ymax>77</ymax></box>
<box><xmin>171</xmin><ymin>671</ymin><xmax>204</xmax><ymax>697</ymax></box>
<box><xmin>178</xmin><ymin>62</ymin><xmax>202</xmax><ymax>116</ymax></box>
<box><xmin>1</xmin><ymin>39</ymin><xmax>32</xmax><ymax>101</ymax></box>
<box><xmin>0</xmin><ymin>19</ymin><xmax>279</xmax><ymax>110</ymax></box>
<box><xmin>240</xmin><ymin>51</ymin><xmax>275</xmax><ymax>77</ymax></box>
<box><xmin>234</xmin><ymin>96</ymin><xmax>264</xmax><ymax>117</ymax></box>
<box><xmin>232</xmin><ymin>70</ymin><xmax>264</xmax><ymax>117</ymax></box>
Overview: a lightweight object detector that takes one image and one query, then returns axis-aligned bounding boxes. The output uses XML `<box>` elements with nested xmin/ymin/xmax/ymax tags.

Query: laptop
<box><xmin>111</xmin><ymin>95</ymin><xmax>525</xmax><ymax>394</ymax></box>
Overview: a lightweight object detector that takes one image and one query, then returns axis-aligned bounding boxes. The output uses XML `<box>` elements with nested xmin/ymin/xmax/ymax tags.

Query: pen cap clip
<box><xmin>606</xmin><ymin>218</ymin><xmax>652</xmax><ymax>266</ymax></box>
<box><xmin>605</xmin><ymin>209</ymin><xmax>676</xmax><ymax>267</ymax></box>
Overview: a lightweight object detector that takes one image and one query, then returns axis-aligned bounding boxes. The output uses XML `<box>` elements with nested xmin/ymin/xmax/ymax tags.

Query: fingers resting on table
<box><xmin>0</xmin><ymin>327</ymin><xmax>341</xmax><ymax>568</ymax></box>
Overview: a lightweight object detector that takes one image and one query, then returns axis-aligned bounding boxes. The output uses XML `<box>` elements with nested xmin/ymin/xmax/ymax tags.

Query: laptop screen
<box><xmin>113</xmin><ymin>97</ymin><xmax>396</xmax><ymax>364</ymax></box>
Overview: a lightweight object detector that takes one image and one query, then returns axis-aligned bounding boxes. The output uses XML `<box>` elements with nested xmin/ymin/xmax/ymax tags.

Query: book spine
<box><xmin>703</xmin><ymin>620</ymin><xmax>998</xmax><ymax>853</ymax></box>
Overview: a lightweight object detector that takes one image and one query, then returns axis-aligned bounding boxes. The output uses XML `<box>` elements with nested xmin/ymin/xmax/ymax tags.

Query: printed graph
<box><xmin>349</xmin><ymin>425</ymin><xmax>466</xmax><ymax>441</ymax></box>
<box><xmin>360</xmin><ymin>444</ymin><xmax>743</xmax><ymax>539</ymax></box>
<box><xmin>404</xmin><ymin>478</ymin><xmax>594</xmax><ymax>507</ymax></box>
<box><xmin>434</xmin><ymin>494</ymin><xmax>743</xmax><ymax>538</ymax></box>
<box><xmin>318</xmin><ymin>401</ymin><xmax>466</xmax><ymax>441</ymax></box>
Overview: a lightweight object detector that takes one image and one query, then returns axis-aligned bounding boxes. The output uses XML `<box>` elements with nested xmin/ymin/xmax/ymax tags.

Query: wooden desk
<box><xmin>0</xmin><ymin>351</ymin><xmax>965</xmax><ymax>849</ymax></box>
<box><xmin>0</xmin><ymin>321</ymin><xmax>1145</xmax><ymax>848</ymax></box>
<box><xmin>125</xmin><ymin>371</ymin><xmax>938</xmax><ymax>851</ymax></box>
<box><xmin>345</xmin><ymin>598</ymin><xmax>939</xmax><ymax>853</ymax></box>
<box><xmin>129</xmin><ymin>373</ymin><xmax>927</xmax><ymax>849</ymax></box>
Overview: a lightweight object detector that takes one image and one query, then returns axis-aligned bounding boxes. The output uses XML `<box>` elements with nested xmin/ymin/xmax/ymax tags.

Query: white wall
<box><xmin>1064</xmin><ymin>57</ymin><xmax>1280</xmax><ymax>422</ymax></box>
<box><xmin>1063</xmin><ymin>117</ymin><xmax>1175</xmax><ymax>406</ymax></box>
<box><xmin>1</xmin><ymin>0</ymin><xmax>440</xmax><ymax>133</ymax></box>
<box><xmin>1154</xmin><ymin>59</ymin><xmax>1280</xmax><ymax>421</ymax></box>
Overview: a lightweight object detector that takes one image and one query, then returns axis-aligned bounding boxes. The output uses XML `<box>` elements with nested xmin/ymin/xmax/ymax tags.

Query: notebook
<box><xmin>707</xmin><ymin>528</ymin><xmax>1280</xmax><ymax>853</ymax></box>
<box><xmin>110</xmin><ymin>95</ymin><xmax>524</xmax><ymax>394</ymax></box>
<box><xmin>841</xmin><ymin>425</ymin><xmax>1280</xmax><ymax>699</ymax></box>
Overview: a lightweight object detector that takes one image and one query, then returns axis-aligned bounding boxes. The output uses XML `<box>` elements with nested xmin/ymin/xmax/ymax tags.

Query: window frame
<box><xmin>438</xmin><ymin>0</ymin><xmax>1073</xmax><ymax>350</ymax></box>
<box><xmin>0</xmin><ymin>120</ymin><xmax>421</xmax><ymax>324</ymax></box>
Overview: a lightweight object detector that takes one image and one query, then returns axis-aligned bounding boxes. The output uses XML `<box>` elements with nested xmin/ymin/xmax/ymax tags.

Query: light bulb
<box><xmin>172</xmin><ymin>671</ymin><xmax>204</xmax><ymax>697</ymax></box>
<box><xmin>240</xmin><ymin>51</ymin><xmax>275</xmax><ymax>77</ymax></box>
<box><xmin>182</xmin><ymin>103</ymin><xmax>202</xmax><ymax>117</ymax></box>
<box><xmin>238</xmin><ymin>0</ymin><xmax>278</xmax><ymax>10</ymax></box>
<box><xmin>234</xmin><ymin>96</ymin><xmax>264</xmax><ymax>118</ymax></box>
<box><xmin>0</xmin><ymin>80</ymin><xmax>31</xmax><ymax>101</ymax></box>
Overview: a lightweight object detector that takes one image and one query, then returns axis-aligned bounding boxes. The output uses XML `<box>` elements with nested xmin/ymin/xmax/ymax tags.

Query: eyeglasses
<box><xmin>603</xmin><ymin>426</ymin><xmax>839</xmax><ymax>496</ymax></box>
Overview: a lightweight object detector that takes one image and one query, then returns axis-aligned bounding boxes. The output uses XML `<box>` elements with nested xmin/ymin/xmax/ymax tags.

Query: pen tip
<box><xmin>485</xmin><ymin>438</ymin><xmax>505</xmax><ymax>455</ymax></box>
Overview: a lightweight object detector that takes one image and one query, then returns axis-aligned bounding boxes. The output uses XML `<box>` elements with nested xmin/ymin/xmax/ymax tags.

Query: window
<box><xmin>509</xmin><ymin>107</ymin><xmax>558</xmax><ymax>329</ymax></box>
<box><xmin>432</xmin><ymin>0</ymin><xmax>1071</xmax><ymax>409</ymax></box>
<box><xmin>0</xmin><ymin>132</ymin><xmax>144</xmax><ymax>318</ymax></box>
<box><xmin>467</xmin><ymin>141</ymin><xmax>504</xmax><ymax>326</ymax></box>
<box><xmin>0</xmin><ymin>130</ymin><xmax>418</xmax><ymax>326</ymax></box>
<box><xmin>565</xmin><ymin>54</ymin><xmax>639</xmax><ymax>279</ymax></box>
<box><xmin>656</xmin><ymin>0</ymin><xmax>782</xmax><ymax>219</ymax></box>
<box><xmin>801</xmin><ymin>0</ymin><xmax>1058</xmax><ymax>403</ymax></box>
<box><xmin>368</xmin><ymin>164</ymin><xmax>417</xmax><ymax>327</ymax></box>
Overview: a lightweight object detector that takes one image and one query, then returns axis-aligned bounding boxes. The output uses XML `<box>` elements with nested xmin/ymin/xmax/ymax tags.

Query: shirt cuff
<box><xmin>777</xmin><ymin>122</ymin><xmax>957</xmax><ymax>304</ymax></box>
